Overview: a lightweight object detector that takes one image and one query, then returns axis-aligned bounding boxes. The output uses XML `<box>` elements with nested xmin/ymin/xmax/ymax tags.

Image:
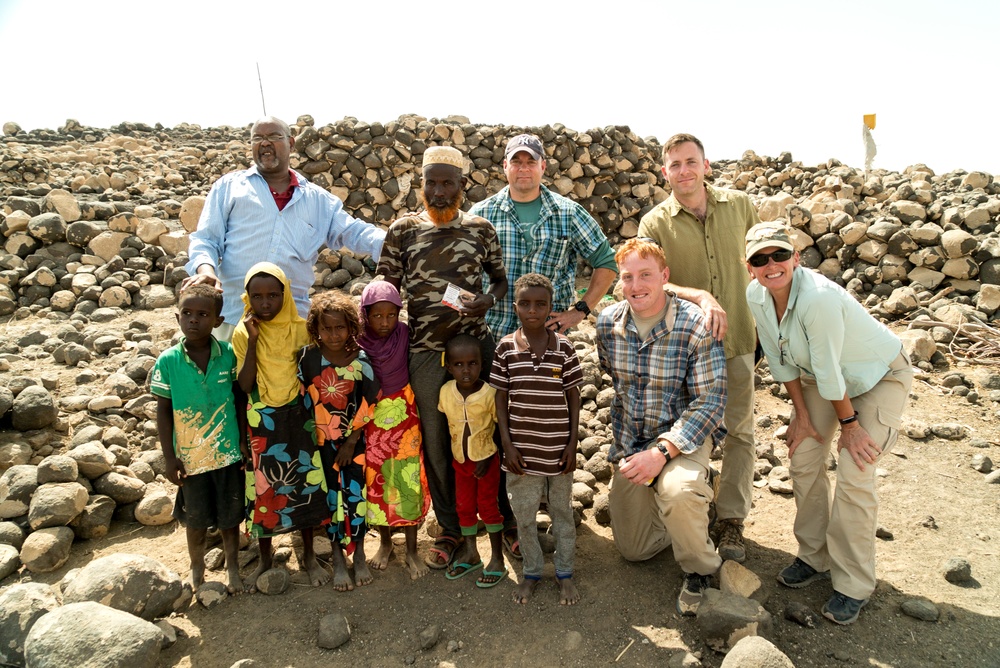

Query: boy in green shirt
<box><xmin>152</xmin><ymin>284</ymin><xmax>247</xmax><ymax>593</ymax></box>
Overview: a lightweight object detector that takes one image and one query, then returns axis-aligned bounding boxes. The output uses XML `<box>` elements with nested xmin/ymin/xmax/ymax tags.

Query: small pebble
<box><xmin>876</xmin><ymin>526</ymin><xmax>894</xmax><ymax>540</ymax></box>
<box><xmin>943</xmin><ymin>557</ymin><xmax>973</xmax><ymax>584</ymax></box>
<box><xmin>901</xmin><ymin>599</ymin><xmax>940</xmax><ymax>622</ymax></box>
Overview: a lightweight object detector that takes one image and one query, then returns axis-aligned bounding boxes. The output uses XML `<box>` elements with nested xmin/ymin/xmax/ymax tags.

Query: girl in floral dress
<box><xmin>299</xmin><ymin>290</ymin><xmax>380</xmax><ymax>592</ymax></box>
<box><xmin>232</xmin><ymin>262</ymin><xmax>329</xmax><ymax>592</ymax></box>
<box><xmin>358</xmin><ymin>280</ymin><xmax>431</xmax><ymax>580</ymax></box>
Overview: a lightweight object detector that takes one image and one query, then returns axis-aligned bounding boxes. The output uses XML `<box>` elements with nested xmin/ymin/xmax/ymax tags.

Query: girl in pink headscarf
<box><xmin>358</xmin><ymin>280</ymin><xmax>431</xmax><ymax>580</ymax></box>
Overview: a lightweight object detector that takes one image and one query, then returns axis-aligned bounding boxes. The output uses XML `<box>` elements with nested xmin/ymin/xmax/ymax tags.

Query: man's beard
<box><xmin>420</xmin><ymin>190</ymin><xmax>462</xmax><ymax>225</ymax></box>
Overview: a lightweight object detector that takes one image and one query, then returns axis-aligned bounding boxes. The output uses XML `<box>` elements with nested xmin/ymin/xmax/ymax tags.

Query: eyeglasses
<box><xmin>748</xmin><ymin>249</ymin><xmax>793</xmax><ymax>267</ymax></box>
<box><xmin>251</xmin><ymin>133</ymin><xmax>286</xmax><ymax>144</ymax></box>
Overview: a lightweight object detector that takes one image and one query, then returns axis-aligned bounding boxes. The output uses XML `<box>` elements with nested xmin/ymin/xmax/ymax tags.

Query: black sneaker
<box><xmin>676</xmin><ymin>572</ymin><xmax>712</xmax><ymax>616</ymax></box>
<box><xmin>822</xmin><ymin>591</ymin><xmax>869</xmax><ymax>625</ymax></box>
<box><xmin>777</xmin><ymin>558</ymin><xmax>831</xmax><ymax>589</ymax></box>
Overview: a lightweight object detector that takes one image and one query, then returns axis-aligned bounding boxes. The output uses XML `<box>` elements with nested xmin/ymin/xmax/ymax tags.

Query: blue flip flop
<box><xmin>476</xmin><ymin>567</ymin><xmax>509</xmax><ymax>588</ymax></box>
<box><xmin>445</xmin><ymin>560</ymin><xmax>484</xmax><ymax>580</ymax></box>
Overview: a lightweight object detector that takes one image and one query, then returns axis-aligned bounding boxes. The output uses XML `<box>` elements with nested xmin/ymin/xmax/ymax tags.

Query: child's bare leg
<box><xmin>368</xmin><ymin>526</ymin><xmax>394</xmax><ymax>570</ymax></box>
<box><xmin>300</xmin><ymin>527</ymin><xmax>331</xmax><ymax>587</ymax></box>
<box><xmin>185</xmin><ymin>527</ymin><xmax>208</xmax><ymax>589</ymax></box>
<box><xmin>447</xmin><ymin>533</ymin><xmax>482</xmax><ymax>578</ymax></box>
<box><xmin>244</xmin><ymin>536</ymin><xmax>273</xmax><ymax>593</ymax></box>
<box><xmin>220</xmin><ymin>527</ymin><xmax>243</xmax><ymax>594</ymax></box>
<box><xmin>512</xmin><ymin>575</ymin><xmax>540</xmax><ymax>604</ymax></box>
<box><xmin>558</xmin><ymin>575</ymin><xmax>580</xmax><ymax>605</ymax></box>
<box><xmin>330</xmin><ymin>542</ymin><xmax>354</xmax><ymax>592</ymax></box>
<box><xmin>404</xmin><ymin>525</ymin><xmax>429</xmax><ymax>580</ymax></box>
<box><xmin>477</xmin><ymin>530</ymin><xmax>506</xmax><ymax>587</ymax></box>
<box><xmin>353</xmin><ymin>534</ymin><xmax>373</xmax><ymax>586</ymax></box>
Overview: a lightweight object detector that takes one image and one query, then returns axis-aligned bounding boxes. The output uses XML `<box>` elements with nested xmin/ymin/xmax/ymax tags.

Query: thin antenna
<box><xmin>256</xmin><ymin>62</ymin><xmax>267</xmax><ymax>115</ymax></box>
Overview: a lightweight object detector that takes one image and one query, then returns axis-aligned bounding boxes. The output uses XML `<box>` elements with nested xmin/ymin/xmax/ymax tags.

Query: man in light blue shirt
<box><xmin>184</xmin><ymin>116</ymin><xmax>384</xmax><ymax>335</ymax></box>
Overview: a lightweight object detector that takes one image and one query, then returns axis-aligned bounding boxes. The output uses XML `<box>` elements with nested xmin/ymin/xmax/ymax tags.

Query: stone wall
<box><xmin>2</xmin><ymin>114</ymin><xmax>999</xmax><ymax>322</ymax></box>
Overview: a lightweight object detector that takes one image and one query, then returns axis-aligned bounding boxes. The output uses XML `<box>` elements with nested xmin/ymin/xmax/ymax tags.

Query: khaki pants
<box><xmin>791</xmin><ymin>350</ymin><xmax>912</xmax><ymax>600</ymax></box>
<box><xmin>716</xmin><ymin>352</ymin><xmax>755</xmax><ymax>521</ymax></box>
<box><xmin>608</xmin><ymin>439</ymin><xmax>721</xmax><ymax>576</ymax></box>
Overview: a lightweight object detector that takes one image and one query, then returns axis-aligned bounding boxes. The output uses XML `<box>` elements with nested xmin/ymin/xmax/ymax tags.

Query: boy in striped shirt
<box><xmin>491</xmin><ymin>273</ymin><xmax>583</xmax><ymax>605</ymax></box>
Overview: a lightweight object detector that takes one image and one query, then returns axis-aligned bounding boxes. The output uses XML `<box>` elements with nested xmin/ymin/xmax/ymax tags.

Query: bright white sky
<box><xmin>2</xmin><ymin>0</ymin><xmax>998</xmax><ymax>174</ymax></box>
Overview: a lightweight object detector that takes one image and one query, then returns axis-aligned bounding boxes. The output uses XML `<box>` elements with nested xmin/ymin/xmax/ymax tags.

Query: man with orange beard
<box><xmin>378</xmin><ymin>146</ymin><xmax>508</xmax><ymax>569</ymax></box>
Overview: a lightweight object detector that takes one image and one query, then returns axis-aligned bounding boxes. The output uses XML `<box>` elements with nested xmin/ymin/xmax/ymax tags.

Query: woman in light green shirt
<box><xmin>744</xmin><ymin>222</ymin><xmax>912</xmax><ymax>627</ymax></box>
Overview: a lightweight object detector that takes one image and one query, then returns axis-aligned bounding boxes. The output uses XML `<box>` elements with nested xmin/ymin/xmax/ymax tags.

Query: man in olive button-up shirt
<box><xmin>638</xmin><ymin>133</ymin><xmax>761</xmax><ymax>564</ymax></box>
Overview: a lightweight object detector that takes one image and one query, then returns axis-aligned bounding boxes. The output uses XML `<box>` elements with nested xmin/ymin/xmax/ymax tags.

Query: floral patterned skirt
<box><xmin>364</xmin><ymin>384</ymin><xmax>430</xmax><ymax>527</ymax></box>
<box><xmin>245</xmin><ymin>397</ymin><xmax>330</xmax><ymax>538</ymax></box>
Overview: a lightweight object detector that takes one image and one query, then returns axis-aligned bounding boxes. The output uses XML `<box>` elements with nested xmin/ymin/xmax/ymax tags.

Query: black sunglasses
<box><xmin>748</xmin><ymin>249</ymin><xmax>793</xmax><ymax>267</ymax></box>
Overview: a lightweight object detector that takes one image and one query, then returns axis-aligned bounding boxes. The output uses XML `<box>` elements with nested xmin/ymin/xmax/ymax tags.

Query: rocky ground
<box><xmin>2</xmin><ymin>304</ymin><xmax>999</xmax><ymax>668</ymax></box>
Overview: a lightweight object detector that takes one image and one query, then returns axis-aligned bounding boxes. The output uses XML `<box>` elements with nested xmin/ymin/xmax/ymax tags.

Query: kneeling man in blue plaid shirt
<box><xmin>596</xmin><ymin>238</ymin><xmax>728</xmax><ymax>617</ymax></box>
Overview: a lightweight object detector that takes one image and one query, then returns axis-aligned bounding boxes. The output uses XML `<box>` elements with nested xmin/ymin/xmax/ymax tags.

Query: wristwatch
<box><xmin>655</xmin><ymin>440</ymin><xmax>673</xmax><ymax>464</ymax></box>
<box><xmin>573</xmin><ymin>300</ymin><xmax>591</xmax><ymax>316</ymax></box>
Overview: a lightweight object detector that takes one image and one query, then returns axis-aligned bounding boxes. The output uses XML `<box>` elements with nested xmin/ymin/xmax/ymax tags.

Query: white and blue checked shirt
<box><xmin>596</xmin><ymin>293</ymin><xmax>728</xmax><ymax>461</ymax></box>
<box><xmin>187</xmin><ymin>166</ymin><xmax>384</xmax><ymax>324</ymax></box>
<box><xmin>470</xmin><ymin>185</ymin><xmax>611</xmax><ymax>339</ymax></box>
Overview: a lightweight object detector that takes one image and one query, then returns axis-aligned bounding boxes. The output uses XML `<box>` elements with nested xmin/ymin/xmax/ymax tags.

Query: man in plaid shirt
<box><xmin>596</xmin><ymin>238</ymin><xmax>728</xmax><ymax>617</ymax></box>
<box><xmin>469</xmin><ymin>134</ymin><xmax>618</xmax><ymax>340</ymax></box>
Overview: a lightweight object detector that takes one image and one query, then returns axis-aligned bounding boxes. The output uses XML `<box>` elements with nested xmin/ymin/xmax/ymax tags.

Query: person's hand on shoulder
<box><xmin>694</xmin><ymin>292</ymin><xmax>728</xmax><ymax>341</ymax></box>
<box><xmin>180</xmin><ymin>266</ymin><xmax>223</xmax><ymax>292</ymax></box>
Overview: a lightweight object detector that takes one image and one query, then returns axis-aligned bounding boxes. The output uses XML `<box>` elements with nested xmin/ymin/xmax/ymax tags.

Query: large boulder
<box><xmin>67</xmin><ymin>442</ymin><xmax>115</xmax><ymax>479</ymax></box>
<box><xmin>720</xmin><ymin>635</ymin><xmax>795</xmax><ymax>668</ymax></box>
<box><xmin>36</xmin><ymin>455</ymin><xmax>79</xmax><ymax>484</ymax></box>
<box><xmin>11</xmin><ymin>386</ymin><xmax>57</xmax><ymax>431</ymax></box>
<box><xmin>69</xmin><ymin>494</ymin><xmax>116</xmax><ymax>540</ymax></box>
<box><xmin>134</xmin><ymin>489</ymin><xmax>175</xmax><ymax>526</ymax></box>
<box><xmin>93</xmin><ymin>471</ymin><xmax>145</xmax><ymax>504</ymax></box>
<box><xmin>19</xmin><ymin>526</ymin><xmax>74</xmax><ymax>573</ymax></box>
<box><xmin>1</xmin><ymin>465</ymin><xmax>39</xmax><ymax>519</ymax></box>
<box><xmin>696</xmin><ymin>588</ymin><xmax>773</xmax><ymax>653</ymax></box>
<box><xmin>24</xmin><ymin>602</ymin><xmax>162</xmax><ymax>668</ymax></box>
<box><xmin>61</xmin><ymin>553</ymin><xmax>188</xmax><ymax>620</ymax></box>
<box><xmin>28</xmin><ymin>482</ymin><xmax>89</xmax><ymax>530</ymax></box>
<box><xmin>0</xmin><ymin>542</ymin><xmax>20</xmax><ymax>580</ymax></box>
<box><xmin>0</xmin><ymin>583</ymin><xmax>62</xmax><ymax>667</ymax></box>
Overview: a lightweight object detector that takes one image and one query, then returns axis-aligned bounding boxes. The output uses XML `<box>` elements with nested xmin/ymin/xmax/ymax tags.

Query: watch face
<box><xmin>575</xmin><ymin>300</ymin><xmax>590</xmax><ymax>315</ymax></box>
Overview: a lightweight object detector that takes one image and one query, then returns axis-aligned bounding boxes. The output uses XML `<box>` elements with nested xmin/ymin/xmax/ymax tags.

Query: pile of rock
<box><xmin>3</xmin><ymin>114</ymin><xmax>998</xmax><ymax>326</ymax></box>
<box><xmin>0</xmin><ymin>553</ymin><xmax>189</xmax><ymax>667</ymax></box>
<box><xmin>0</xmin><ymin>316</ymin><xmax>181</xmax><ymax>578</ymax></box>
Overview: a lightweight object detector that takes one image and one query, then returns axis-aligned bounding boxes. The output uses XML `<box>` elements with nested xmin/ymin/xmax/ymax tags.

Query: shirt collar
<box><xmin>179</xmin><ymin>336</ymin><xmax>222</xmax><ymax>365</ymax></box>
<box><xmin>512</xmin><ymin>328</ymin><xmax>558</xmax><ymax>354</ymax></box>
<box><xmin>612</xmin><ymin>290</ymin><xmax>676</xmax><ymax>340</ymax></box>
<box><xmin>664</xmin><ymin>183</ymin><xmax>728</xmax><ymax>216</ymax></box>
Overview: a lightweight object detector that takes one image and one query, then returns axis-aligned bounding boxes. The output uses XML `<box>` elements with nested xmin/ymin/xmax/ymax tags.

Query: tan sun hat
<box><xmin>745</xmin><ymin>222</ymin><xmax>795</xmax><ymax>258</ymax></box>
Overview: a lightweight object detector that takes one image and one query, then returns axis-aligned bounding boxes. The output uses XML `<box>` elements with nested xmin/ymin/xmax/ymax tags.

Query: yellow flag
<box><xmin>863</xmin><ymin>114</ymin><xmax>876</xmax><ymax>130</ymax></box>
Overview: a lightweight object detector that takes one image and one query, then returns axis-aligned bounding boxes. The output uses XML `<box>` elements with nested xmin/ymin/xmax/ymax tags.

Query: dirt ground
<box><xmin>6</xmin><ymin>306</ymin><xmax>1000</xmax><ymax>668</ymax></box>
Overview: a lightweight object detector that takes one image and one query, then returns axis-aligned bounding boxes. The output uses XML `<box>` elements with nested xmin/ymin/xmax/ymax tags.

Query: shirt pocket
<box><xmin>280</xmin><ymin>211</ymin><xmax>319</xmax><ymax>263</ymax></box>
<box><xmin>527</xmin><ymin>234</ymin><xmax>569</xmax><ymax>272</ymax></box>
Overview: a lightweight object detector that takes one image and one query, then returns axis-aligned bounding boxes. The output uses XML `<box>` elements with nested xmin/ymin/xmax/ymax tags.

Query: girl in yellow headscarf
<box><xmin>232</xmin><ymin>262</ymin><xmax>331</xmax><ymax>592</ymax></box>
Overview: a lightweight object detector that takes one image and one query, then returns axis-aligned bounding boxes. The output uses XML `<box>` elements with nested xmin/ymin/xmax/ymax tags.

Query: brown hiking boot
<box><xmin>717</xmin><ymin>518</ymin><xmax>747</xmax><ymax>563</ymax></box>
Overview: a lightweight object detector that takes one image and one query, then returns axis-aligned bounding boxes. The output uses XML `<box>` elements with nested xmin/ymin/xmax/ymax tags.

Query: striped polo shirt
<box><xmin>490</xmin><ymin>329</ymin><xmax>583</xmax><ymax>476</ymax></box>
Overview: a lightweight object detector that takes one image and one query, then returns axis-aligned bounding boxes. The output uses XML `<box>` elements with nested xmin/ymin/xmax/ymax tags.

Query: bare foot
<box><xmin>512</xmin><ymin>577</ymin><xmax>540</xmax><ymax>604</ymax></box>
<box><xmin>243</xmin><ymin>562</ymin><xmax>267</xmax><ymax>594</ymax></box>
<box><xmin>354</xmin><ymin>559</ymin><xmax>374</xmax><ymax>587</ymax></box>
<box><xmin>304</xmin><ymin>553</ymin><xmax>331</xmax><ymax>587</ymax></box>
<box><xmin>558</xmin><ymin>576</ymin><xmax>580</xmax><ymax>605</ymax></box>
<box><xmin>368</xmin><ymin>541</ymin><xmax>393</xmax><ymax>571</ymax></box>
<box><xmin>405</xmin><ymin>552</ymin><xmax>430</xmax><ymax>580</ymax></box>
<box><xmin>226</xmin><ymin>565</ymin><xmax>243</xmax><ymax>595</ymax></box>
<box><xmin>332</xmin><ymin>570</ymin><xmax>354</xmax><ymax>592</ymax></box>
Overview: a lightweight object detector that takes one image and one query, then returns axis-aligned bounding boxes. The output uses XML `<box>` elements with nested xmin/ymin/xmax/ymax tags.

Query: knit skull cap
<box><xmin>422</xmin><ymin>145</ymin><xmax>466</xmax><ymax>171</ymax></box>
